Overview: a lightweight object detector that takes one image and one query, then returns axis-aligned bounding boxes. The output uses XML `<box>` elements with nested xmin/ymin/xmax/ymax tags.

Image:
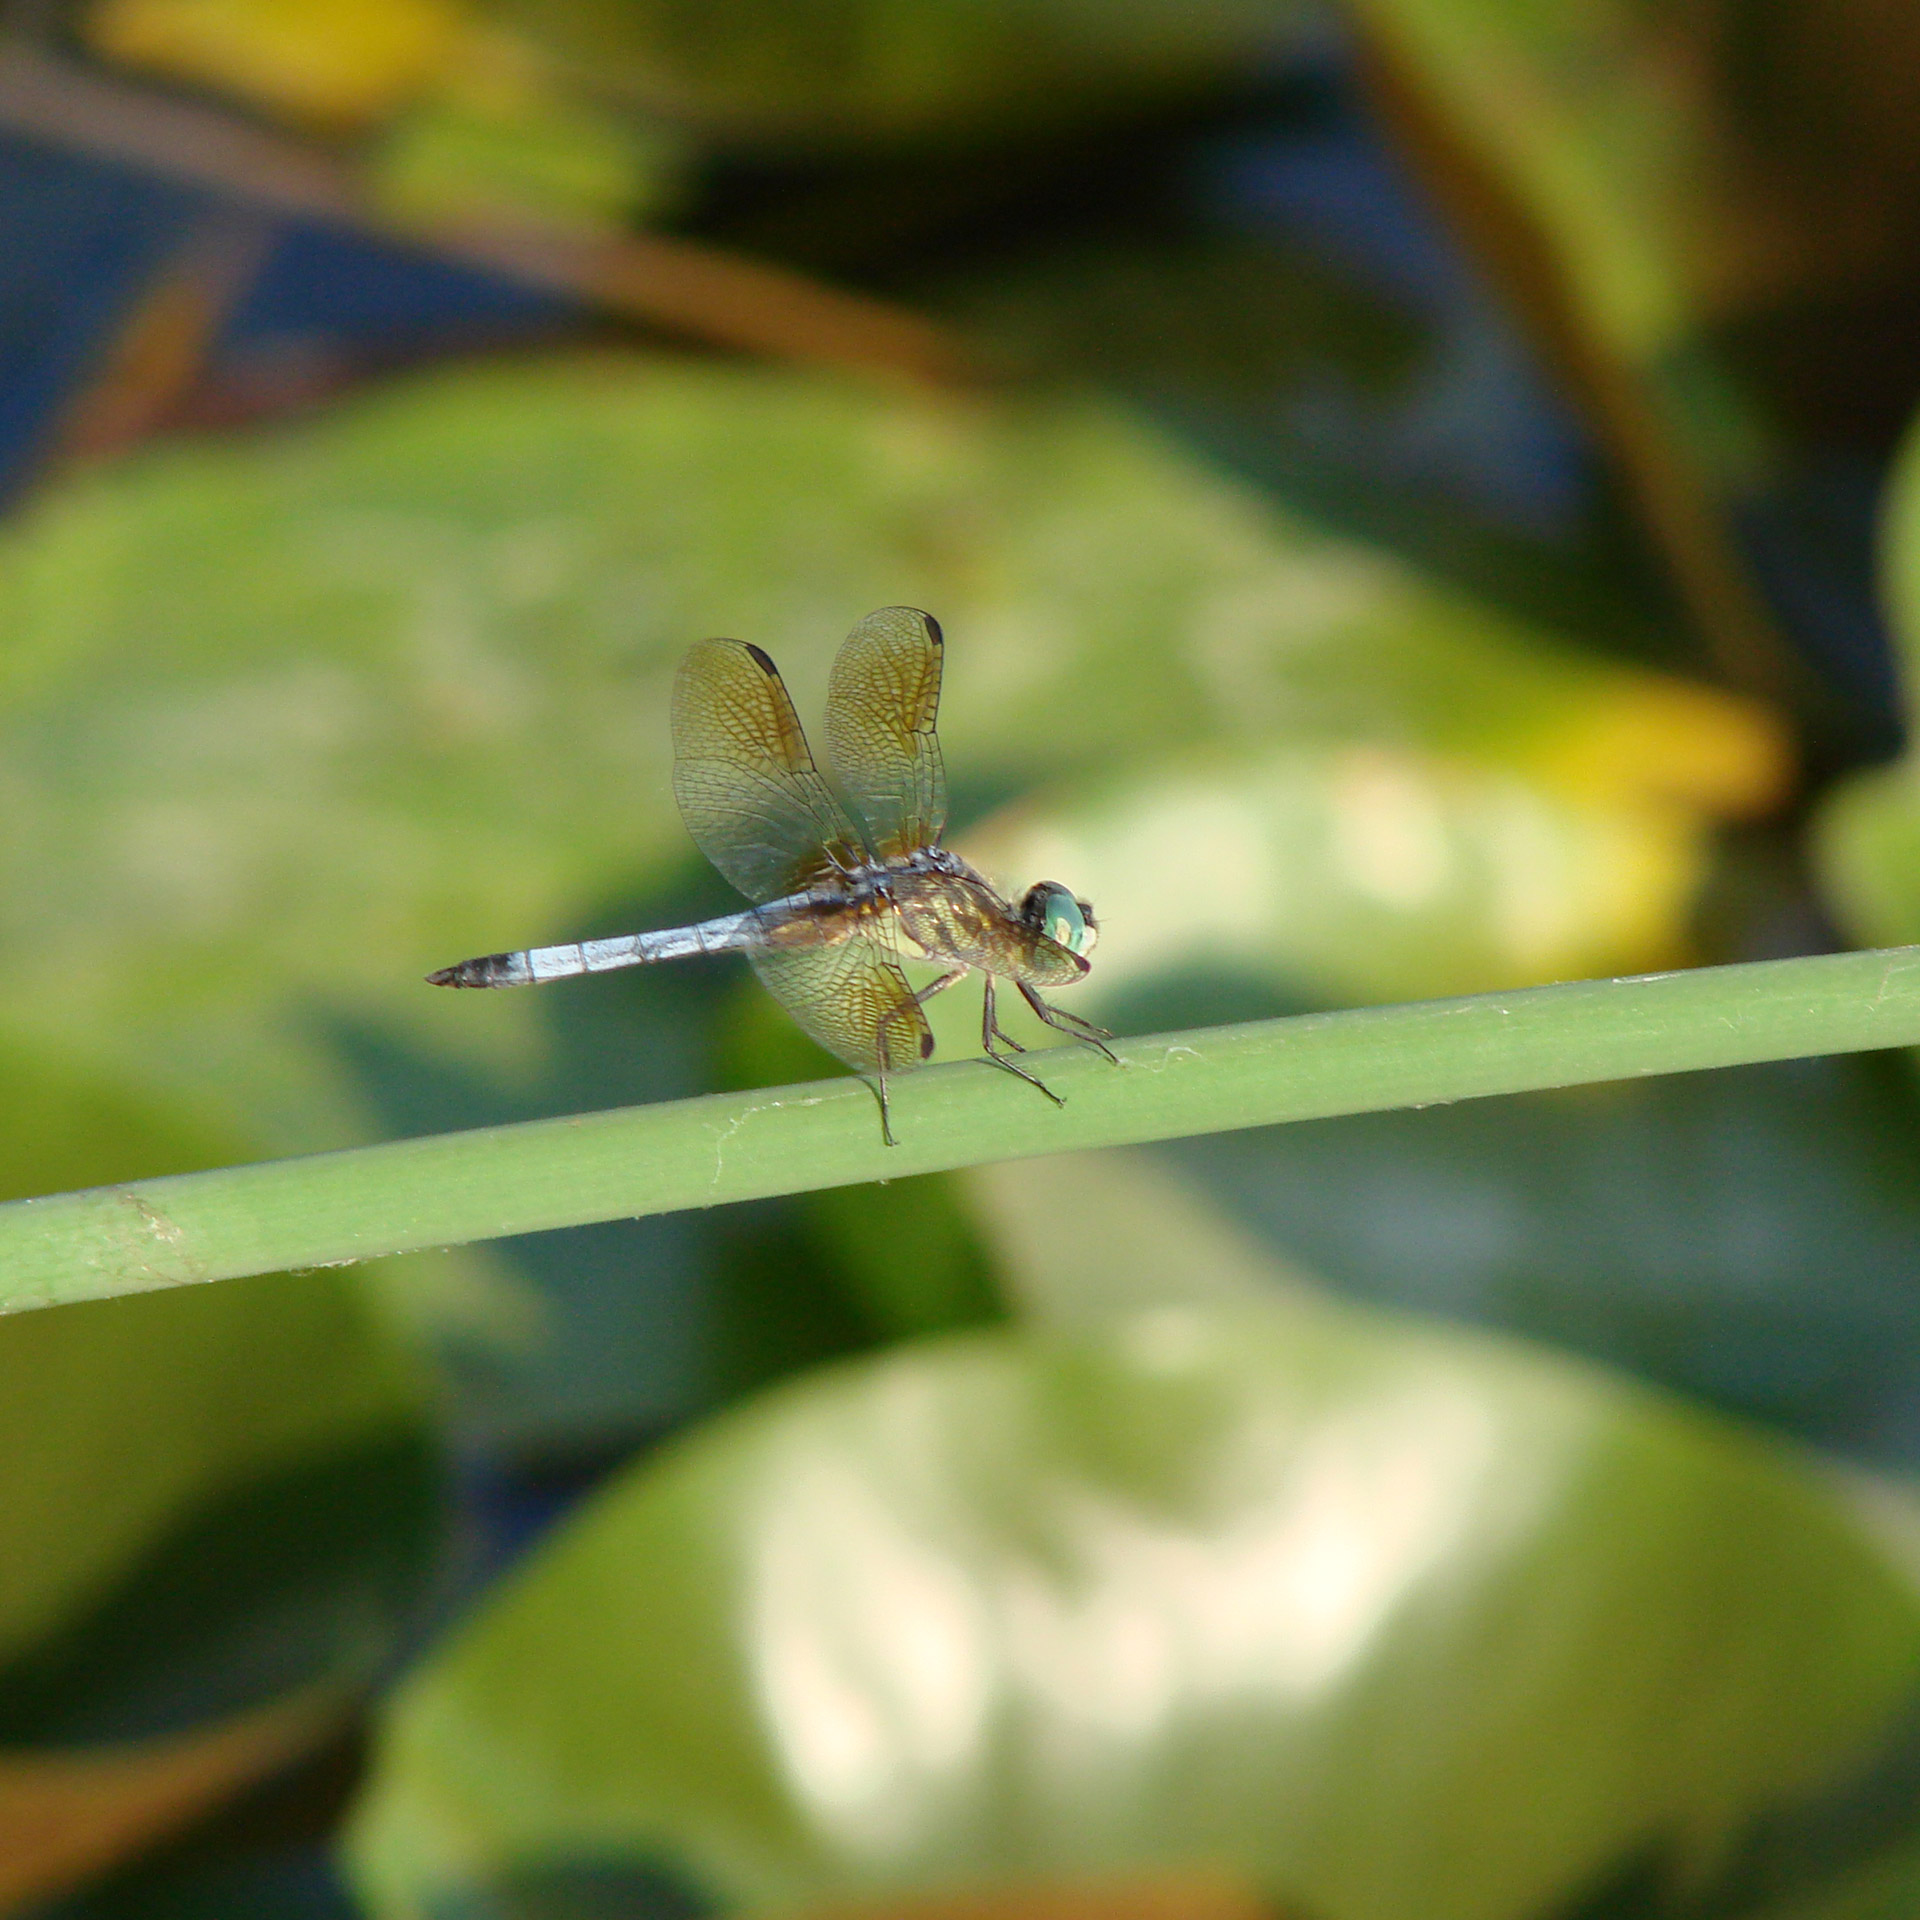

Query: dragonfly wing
<box><xmin>673</xmin><ymin>638</ymin><xmax>867</xmax><ymax>904</ymax></box>
<box><xmin>824</xmin><ymin>606</ymin><xmax>948</xmax><ymax>861</ymax></box>
<box><xmin>751</xmin><ymin>933</ymin><xmax>933</xmax><ymax>1077</ymax></box>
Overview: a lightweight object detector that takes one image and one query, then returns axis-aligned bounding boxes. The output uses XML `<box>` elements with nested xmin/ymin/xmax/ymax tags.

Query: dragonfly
<box><xmin>429</xmin><ymin>606</ymin><xmax>1114</xmax><ymax>1144</ymax></box>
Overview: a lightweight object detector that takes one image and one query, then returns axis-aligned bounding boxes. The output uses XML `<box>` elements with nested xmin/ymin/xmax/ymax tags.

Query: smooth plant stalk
<box><xmin>6</xmin><ymin>945</ymin><xmax>1920</xmax><ymax>1313</ymax></box>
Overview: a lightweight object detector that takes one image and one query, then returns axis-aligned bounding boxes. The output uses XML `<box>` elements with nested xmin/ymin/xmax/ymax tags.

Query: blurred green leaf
<box><xmin>0</xmin><ymin>1038</ymin><xmax>443</xmax><ymax>1906</ymax></box>
<box><xmin>791</xmin><ymin>1175</ymin><xmax>1002</xmax><ymax>1344</ymax></box>
<box><xmin>1749</xmin><ymin>1835</ymin><xmax>1920</xmax><ymax>1920</ymax></box>
<box><xmin>1818</xmin><ymin>762</ymin><xmax>1920</xmax><ymax>958</ymax></box>
<box><xmin>1815</xmin><ymin>407</ymin><xmax>1920</xmax><ymax>951</ymax></box>
<box><xmin>960</xmin><ymin>1147</ymin><xmax>1314</xmax><ymax>1327</ymax></box>
<box><xmin>1343</xmin><ymin>0</ymin><xmax>1909</xmax><ymax>719</ymax></box>
<box><xmin>371</xmin><ymin>36</ymin><xmax>687</xmax><ymax>234</ymax></box>
<box><xmin>0</xmin><ymin>1041</ymin><xmax>435</xmax><ymax>1694</ymax></box>
<box><xmin>1124</xmin><ymin>1053</ymin><xmax>1920</xmax><ymax>1465</ymax></box>
<box><xmin>967</xmin><ymin>727</ymin><xmax>1766</xmax><ymax>1009</ymax></box>
<box><xmin>492</xmin><ymin>0</ymin><xmax>1306</xmax><ymax>148</ymax></box>
<box><xmin>345</xmin><ymin>1284</ymin><xmax>1920</xmax><ymax>1920</ymax></box>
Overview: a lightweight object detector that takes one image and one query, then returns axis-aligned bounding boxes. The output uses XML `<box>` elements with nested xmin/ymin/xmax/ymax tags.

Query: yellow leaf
<box><xmin>86</xmin><ymin>0</ymin><xmax>465</xmax><ymax>129</ymax></box>
<box><xmin>1519</xmin><ymin>673</ymin><xmax>1791</xmax><ymax>818</ymax></box>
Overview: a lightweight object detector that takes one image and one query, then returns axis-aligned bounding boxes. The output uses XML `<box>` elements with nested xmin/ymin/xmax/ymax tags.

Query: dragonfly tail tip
<box><xmin>427</xmin><ymin>951</ymin><xmax>530</xmax><ymax>988</ymax></box>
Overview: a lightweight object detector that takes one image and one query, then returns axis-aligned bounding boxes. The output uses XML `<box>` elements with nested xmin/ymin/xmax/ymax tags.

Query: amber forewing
<box><xmin>824</xmin><ymin>607</ymin><xmax>948</xmax><ymax>862</ymax></box>
<box><xmin>671</xmin><ymin>638</ymin><xmax>866</xmax><ymax>904</ymax></box>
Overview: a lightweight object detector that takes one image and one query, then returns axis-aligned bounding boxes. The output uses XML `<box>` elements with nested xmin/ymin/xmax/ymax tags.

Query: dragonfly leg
<box><xmin>1018</xmin><ymin>981</ymin><xmax>1119</xmax><ymax>1064</ymax></box>
<box><xmin>865</xmin><ymin>1046</ymin><xmax>899</xmax><ymax>1147</ymax></box>
<box><xmin>871</xmin><ymin>1070</ymin><xmax>897</xmax><ymax>1148</ymax></box>
<box><xmin>867</xmin><ymin>981</ymin><xmax>948</xmax><ymax>1149</ymax></box>
<box><xmin>915</xmin><ymin>967</ymin><xmax>970</xmax><ymax>1006</ymax></box>
<box><xmin>982</xmin><ymin>977</ymin><xmax>1064</xmax><ymax>1106</ymax></box>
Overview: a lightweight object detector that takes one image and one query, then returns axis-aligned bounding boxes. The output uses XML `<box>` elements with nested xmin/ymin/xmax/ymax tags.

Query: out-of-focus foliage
<box><xmin>0</xmin><ymin>355</ymin><xmax>1782</xmax><ymax>1133</ymax></box>
<box><xmin>82</xmin><ymin>0</ymin><xmax>1312</xmax><ymax>152</ymax></box>
<box><xmin>1749</xmin><ymin>1835</ymin><xmax>1920</xmax><ymax>1920</ymax></box>
<box><xmin>370</xmin><ymin>55</ymin><xmax>685</xmax><ymax>234</ymax></box>
<box><xmin>777</xmin><ymin>1882</ymin><xmax>1278</xmax><ymax>1920</ymax></box>
<box><xmin>0</xmin><ymin>350</ymin><xmax>1781</xmax><ymax>1457</ymax></box>
<box><xmin>0</xmin><ymin>352</ymin><xmax>1785</xmax><ymax>1454</ymax></box>
<box><xmin>1155</xmin><ymin>1057</ymin><xmax>1920</xmax><ymax>1464</ymax></box>
<box><xmin>1349</xmin><ymin>0</ymin><xmax>1920</xmax><ymax>731</ymax></box>
<box><xmin>491</xmin><ymin>0</ymin><xmax>1307</xmax><ymax>149</ymax></box>
<box><xmin>1349</xmin><ymin>0</ymin><xmax>1754</xmax><ymax>370</ymax></box>
<box><xmin>1815</xmin><ymin>413</ymin><xmax>1920</xmax><ymax>949</ymax></box>
<box><xmin>345</xmin><ymin>1280</ymin><xmax>1920</xmax><ymax>1920</ymax></box>
<box><xmin>83</xmin><ymin>0</ymin><xmax>684</xmax><ymax>233</ymax></box>
<box><xmin>21</xmin><ymin>3</ymin><xmax>1920</xmax><ymax>1910</ymax></box>
<box><xmin>0</xmin><ymin>1038</ymin><xmax>443</xmax><ymax>1912</ymax></box>
<box><xmin>967</xmin><ymin>662</ymin><xmax>1781</xmax><ymax>1005</ymax></box>
<box><xmin>85</xmin><ymin>0</ymin><xmax>467</xmax><ymax>129</ymax></box>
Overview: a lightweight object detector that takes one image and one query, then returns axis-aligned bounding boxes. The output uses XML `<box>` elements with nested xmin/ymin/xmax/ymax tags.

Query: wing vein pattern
<box><xmin>825</xmin><ymin>606</ymin><xmax>947</xmax><ymax>862</ymax></box>
<box><xmin>672</xmin><ymin>637</ymin><xmax>867</xmax><ymax>903</ymax></box>
<box><xmin>750</xmin><ymin>934</ymin><xmax>931</xmax><ymax>1076</ymax></box>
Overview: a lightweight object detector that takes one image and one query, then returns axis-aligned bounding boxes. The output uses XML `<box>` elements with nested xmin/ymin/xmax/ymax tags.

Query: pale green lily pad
<box><xmin>344</xmin><ymin>1279</ymin><xmax>1920</xmax><ymax>1920</ymax></box>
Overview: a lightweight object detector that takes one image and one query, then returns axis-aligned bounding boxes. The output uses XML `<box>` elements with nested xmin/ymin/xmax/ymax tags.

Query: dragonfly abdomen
<box><xmin>428</xmin><ymin>907</ymin><xmax>769</xmax><ymax>988</ymax></box>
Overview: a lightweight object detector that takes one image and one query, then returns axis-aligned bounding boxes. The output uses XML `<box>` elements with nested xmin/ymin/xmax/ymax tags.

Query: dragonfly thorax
<box><xmin>870</xmin><ymin>860</ymin><xmax>1090</xmax><ymax>989</ymax></box>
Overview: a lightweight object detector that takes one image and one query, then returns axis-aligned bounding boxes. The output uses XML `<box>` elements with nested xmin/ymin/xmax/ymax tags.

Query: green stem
<box><xmin>7</xmin><ymin>945</ymin><xmax>1920</xmax><ymax>1312</ymax></box>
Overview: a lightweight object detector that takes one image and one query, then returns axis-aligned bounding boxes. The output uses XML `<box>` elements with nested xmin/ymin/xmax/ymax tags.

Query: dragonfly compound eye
<box><xmin>1024</xmin><ymin>882</ymin><xmax>1097</xmax><ymax>956</ymax></box>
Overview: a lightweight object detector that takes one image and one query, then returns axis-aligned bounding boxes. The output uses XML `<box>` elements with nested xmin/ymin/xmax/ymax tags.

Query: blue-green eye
<box><xmin>1028</xmin><ymin>883</ymin><xmax>1097</xmax><ymax>956</ymax></box>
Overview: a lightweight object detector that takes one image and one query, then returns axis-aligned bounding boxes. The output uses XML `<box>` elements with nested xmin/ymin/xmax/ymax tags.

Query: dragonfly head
<box><xmin>1021</xmin><ymin>881</ymin><xmax>1099</xmax><ymax>958</ymax></box>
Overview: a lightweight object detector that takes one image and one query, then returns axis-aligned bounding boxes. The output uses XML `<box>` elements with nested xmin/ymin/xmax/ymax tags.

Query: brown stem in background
<box><xmin>0</xmin><ymin>38</ymin><xmax>974</xmax><ymax>391</ymax></box>
<box><xmin>797</xmin><ymin>1873</ymin><xmax>1280</xmax><ymax>1920</ymax></box>
<box><xmin>0</xmin><ymin>1687</ymin><xmax>343</xmax><ymax>1913</ymax></box>
<box><xmin>47</xmin><ymin>204</ymin><xmax>275</xmax><ymax>469</ymax></box>
<box><xmin>1351</xmin><ymin>17</ymin><xmax>1817</xmax><ymax>725</ymax></box>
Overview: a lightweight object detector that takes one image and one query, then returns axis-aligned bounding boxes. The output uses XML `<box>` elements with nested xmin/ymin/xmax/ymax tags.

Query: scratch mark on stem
<box><xmin>707</xmin><ymin>1113</ymin><xmax>748</xmax><ymax>1188</ymax></box>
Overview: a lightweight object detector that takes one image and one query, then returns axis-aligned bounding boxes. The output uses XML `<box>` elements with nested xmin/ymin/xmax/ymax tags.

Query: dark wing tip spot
<box><xmin>920</xmin><ymin>611</ymin><xmax>943</xmax><ymax>648</ymax></box>
<box><xmin>744</xmin><ymin>643</ymin><xmax>778</xmax><ymax>675</ymax></box>
<box><xmin>919</xmin><ymin>1029</ymin><xmax>936</xmax><ymax>1059</ymax></box>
